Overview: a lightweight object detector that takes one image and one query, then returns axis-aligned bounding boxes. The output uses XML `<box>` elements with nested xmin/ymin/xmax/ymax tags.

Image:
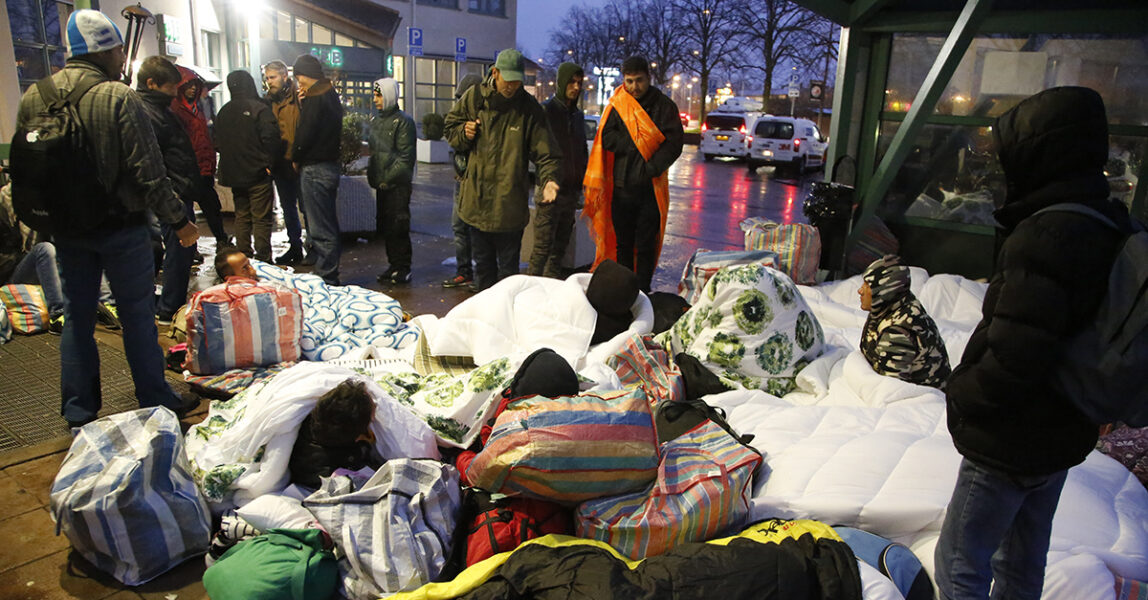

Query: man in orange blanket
<box><xmin>584</xmin><ymin>56</ymin><xmax>684</xmax><ymax>292</ymax></box>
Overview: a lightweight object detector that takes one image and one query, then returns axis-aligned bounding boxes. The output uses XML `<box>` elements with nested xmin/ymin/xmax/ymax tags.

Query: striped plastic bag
<box><xmin>183</xmin><ymin>278</ymin><xmax>303</xmax><ymax>375</ymax></box>
<box><xmin>0</xmin><ymin>283</ymin><xmax>48</xmax><ymax>333</ymax></box>
<box><xmin>575</xmin><ymin>419</ymin><xmax>763</xmax><ymax>560</ymax></box>
<box><xmin>49</xmin><ymin>407</ymin><xmax>212</xmax><ymax>585</ymax></box>
<box><xmin>677</xmin><ymin>249</ymin><xmax>779</xmax><ymax>305</ymax></box>
<box><xmin>606</xmin><ymin>333</ymin><xmax>685</xmax><ymax>409</ymax></box>
<box><xmin>465</xmin><ymin>387</ymin><xmax>660</xmax><ymax>504</ymax></box>
<box><xmin>739</xmin><ymin>217</ymin><xmax>821</xmax><ymax>285</ymax></box>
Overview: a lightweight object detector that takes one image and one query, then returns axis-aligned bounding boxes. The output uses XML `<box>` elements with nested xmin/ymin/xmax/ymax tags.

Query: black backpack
<box><xmin>9</xmin><ymin>74</ymin><xmax>117</xmax><ymax>235</ymax></box>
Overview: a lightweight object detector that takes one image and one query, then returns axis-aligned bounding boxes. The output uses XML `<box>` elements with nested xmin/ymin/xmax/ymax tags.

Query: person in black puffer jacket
<box><xmin>935</xmin><ymin>87</ymin><xmax>1133</xmax><ymax>600</ymax></box>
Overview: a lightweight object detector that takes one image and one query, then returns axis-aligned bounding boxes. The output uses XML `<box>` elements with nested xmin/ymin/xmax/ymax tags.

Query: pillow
<box><xmin>236</xmin><ymin>494</ymin><xmax>316</xmax><ymax>532</ymax></box>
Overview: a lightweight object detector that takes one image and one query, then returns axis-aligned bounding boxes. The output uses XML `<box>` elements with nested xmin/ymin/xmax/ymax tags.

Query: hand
<box><xmin>541</xmin><ymin>181</ymin><xmax>559</xmax><ymax>204</ymax></box>
<box><xmin>464</xmin><ymin>119</ymin><xmax>480</xmax><ymax>140</ymax></box>
<box><xmin>176</xmin><ymin>222</ymin><xmax>199</xmax><ymax>248</ymax></box>
<box><xmin>292</xmin><ymin>161</ymin><xmax>299</xmax><ymax>173</ymax></box>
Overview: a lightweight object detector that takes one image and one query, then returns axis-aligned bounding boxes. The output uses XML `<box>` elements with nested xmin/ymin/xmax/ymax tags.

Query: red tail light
<box><xmin>739</xmin><ymin>124</ymin><xmax>746</xmax><ymax>134</ymax></box>
<box><xmin>793</xmin><ymin>138</ymin><xmax>801</xmax><ymax>148</ymax></box>
<box><xmin>747</xmin><ymin>136</ymin><xmax>754</xmax><ymax>144</ymax></box>
<box><xmin>702</xmin><ymin>123</ymin><xmax>708</xmax><ymax>132</ymax></box>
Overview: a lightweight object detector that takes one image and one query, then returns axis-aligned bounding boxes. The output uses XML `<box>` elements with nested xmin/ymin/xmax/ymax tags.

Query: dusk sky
<box><xmin>515</xmin><ymin>0</ymin><xmax>608</xmax><ymax>62</ymax></box>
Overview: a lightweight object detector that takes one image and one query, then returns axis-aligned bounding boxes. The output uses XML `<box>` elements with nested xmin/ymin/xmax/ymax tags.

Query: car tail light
<box><xmin>793</xmin><ymin>138</ymin><xmax>801</xmax><ymax>148</ymax></box>
<box><xmin>739</xmin><ymin>124</ymin><xmax>746</xmax><ymax>134</ymax></box>
<box><xmin>747</xmin><ymin>135</ymin><xmax>754</xmax><ymax>144</ymax></box>
<box><xmin>702</xmin><ymin>123</ymin><xmax>708</xmax><ymax>132</ymax></box>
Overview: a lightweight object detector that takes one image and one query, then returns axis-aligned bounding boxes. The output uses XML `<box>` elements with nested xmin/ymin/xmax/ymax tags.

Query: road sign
<box><xmin>455</xmin><ymin>37</ymin><xmax>467</xmax><ymax>63</ymax></box>
<box><xmin>809</xmin><ymin>80</ymin><xmax>824</xmax><ymax>101</ymax></box>
<box><xmin>408</xmin><ymin>27</ymin><xmax>423</xmax><ymax>56</ymax></box>
<box><xmin>788</xmin><ymin>83</ymin><xmax>800</xmax><ymax>99</ymax></box>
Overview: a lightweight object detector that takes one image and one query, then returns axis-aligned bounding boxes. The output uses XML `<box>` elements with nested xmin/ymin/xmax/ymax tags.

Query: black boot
<box><xmin>276</xmin><ymin>245</ymin><xmax>304</xmax><ymax>265</ymax></box>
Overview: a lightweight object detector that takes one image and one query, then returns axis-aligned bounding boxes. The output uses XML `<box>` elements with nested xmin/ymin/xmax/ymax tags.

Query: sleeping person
<box><xmin>858</xmin><ymin>255</ymin><xmax>951</xmax><ymax>388</ymax></box>
<box><xmin>288</xmin><ymin>379</ymin><xmax>382</xmax><ymax>488</ymax></box>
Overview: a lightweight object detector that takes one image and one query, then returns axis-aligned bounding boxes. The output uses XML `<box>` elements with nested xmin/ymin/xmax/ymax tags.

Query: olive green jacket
<box><xmin>444</xmin><ymin>76</ymin><xmax>560</xmax><ymax>232</ymax></box>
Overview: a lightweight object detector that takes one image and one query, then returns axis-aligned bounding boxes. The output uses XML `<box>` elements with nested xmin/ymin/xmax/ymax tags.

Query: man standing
<box><xmin>937</xmin><ymin>87</ymin><xmax>1132</xmax><ymax>600</ymax></box>
<box><xmin>291</xmin><ymin>54</ymin><xmax>343</xmax><ymax>286</ymax></box>
<box><xmin>14</xmin><ymin>10</ymin><xmax>199</xmax><ymax>427</ymax></box>
<box><xmin>216</xmin><ymin>70</ymin><xmax>280</xmax><ymax>264</ymax></box>
<box><xmin>368</xmin><ymin>77</ymin><xmax>416</xmax><ymax>285</ymax></box>
<box><xmin>135</xmin><ymin>56</ymin><xmax>201</xmax><ymax>325</ymax></box>
<box><xmin>527</xmin><ymin>62</ymin><xmax>587</xmax><ymax>279</ymax></box>
<box><xmin>171</xmin><ymin>66</ymin><xmax>229</xmax><ymax>247</ymax></box>
<box><xmin>444</xmin><ymin>49</ymin><xmax>560</xmax><ymax>292</ymax></box>
<box><xmin>584</xmin><ymin>56</ymin><xmax>683</xmax><ymax>292</ymax></box>
<box><xmin>442</xmin><ymin>73</ymin><xmax>482</xmax><ymax>289</ymax></box>
<box><xmin>263</xmin><ymin>60</ymin><xmax>306</xmax><ymax>265</ymax></box>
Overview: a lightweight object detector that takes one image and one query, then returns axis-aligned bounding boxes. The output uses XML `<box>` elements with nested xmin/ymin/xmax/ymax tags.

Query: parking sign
<box><xmin>408</xmin><ymin>27</ymin><xmax>423</xmax><ymax>56</ymax></box>
<box><xmin>455</xmin><ymin>37</ymin><xmax>467</xmax><ymax>63</ymax></box>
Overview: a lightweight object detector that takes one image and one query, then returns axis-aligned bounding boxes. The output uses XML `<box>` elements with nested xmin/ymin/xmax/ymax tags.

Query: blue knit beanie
<box><xmin>66</xmin><ymin>9</ymin><xmax>123</xmax><ymax>57</ymax></box>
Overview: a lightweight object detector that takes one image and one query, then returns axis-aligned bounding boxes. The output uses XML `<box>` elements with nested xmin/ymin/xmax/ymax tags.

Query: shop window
<box><xmin>258</xmin><ymin>12</ymin><xmax>274</xmax><ymax>40</ymax></box>
<box><xmin>202</xmin><ymin>30</ymin><xmax>221</xmax><ymax>75</ymax></box>
<box><xmin>8</xmin><ymin>0</ymin><xmax>72</xmax><ymax>90</ymax></box>
<box><xmin>294</xmin><ymin>16</ymin><xmax>309</xmax><ymax>43</ymax></box>
<box><xmin>469</xmin><ymin>0</ymin><xmax>505</xmax><ymax>17</ymax></box>
<box><xmin>277</xmin><ymin>11</ymin><xmax>292</xmax><ymax>42</ymax></box>
<box><xmin>418</xmin><ymin>0</ymin><xmax>458</xmax><ymax>7</ymax></box>
<box><xmin>312</xmin><ymin>24</ymin><xmax>332</xmax><ymax>46</ymax></box>
<box><xmin>335</xmin><ymin>32</ymin><xmax>354</xmax><ymax>47</ymax></box>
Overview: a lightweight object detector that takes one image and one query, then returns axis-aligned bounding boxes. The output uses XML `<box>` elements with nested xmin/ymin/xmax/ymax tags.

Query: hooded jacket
<box><xmin>266</xmin><ymin>75</ymin><xmax>301</xmax><ymax>166</ymax></box>
<box><xmin>215</xmin><ymin>70</ymin><xmax>280</xmax><ymax>188</ymax></box>
<box><xmin>542</xmin><ymin>62</ymin><xmax>588</xmax><ymax>191</ymax></box>
<box><xmin>137</xmin><ymin>88</ymin><xmax>199</xmax><ymax>202</ymax></box>
<box><xmin>170</xmin><ymin>66</ymin><xmax>216</xmax><ymax>176</ymax></box>
<box><xmin>444</xmin><ymin>74</ymin><xmax>560</xmax><ymax>232</ymax></box>
<box><xmin>945</xmin><ymin>86</ymin><xmax>1132</xmax><ymax>476</ymax></box>
<box><xmin>292</xmin><ymin>79</ymin><xmax>343</xmax><ymax>166</ymax></box>
<box><xmin>600</xmin><ymin>83</ymin><xmax>683</xmax><ymax>193</ymax></box>
<box><xmin>367</xmin><ymin>78</ymin><xmax>416</xmax><ymax>189</ymax></box>
<box><xmin>859</xmin><ymin>255</ymin><xmax>950</xmax><ymax>388</ymax></box>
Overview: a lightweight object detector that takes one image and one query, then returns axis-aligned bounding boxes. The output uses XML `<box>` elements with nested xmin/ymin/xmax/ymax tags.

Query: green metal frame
<box><xmin>859</xmin><ymin>9</ymin><xmax>1148</xmax><ymax>34</ymax></box>
<box><xmin>853</xmin><ymin>35</ymin><xmax>891</xmax><ymax>194</ymax></box>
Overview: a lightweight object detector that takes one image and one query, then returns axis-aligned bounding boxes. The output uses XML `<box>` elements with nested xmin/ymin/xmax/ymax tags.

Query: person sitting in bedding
<box><xmin>214</xmin><ymin>247</ymin><xmax>259</xmax><ymax>283</ymax></box>
<box><xmin>289</xmin><ymin>379</ymin><xmax>381</xmax><ymax>488</ymax></box>
<box><xmin>858</xmin><ymin>254</ymin><xmax>950</xmax><ymax>388</ymax></box>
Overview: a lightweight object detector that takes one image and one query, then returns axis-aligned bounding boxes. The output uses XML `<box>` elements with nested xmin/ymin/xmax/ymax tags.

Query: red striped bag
<box><xmin>0</xmin><ymin>283</ymin><xmax>49</xmax><ymax>333</ymax></box>
<box><xmin>182</xmin><ymin>279</ymin><xmax>303</xmax><ymax>375</ymax></box>
<box><xmin>606</xmin><ymin>333</ymin><xmax>685</xmax><ymax>409</ymax></box>
<box><xmin>465</xmin><ymin>387</ymin><xmax>660</xmax><ymax>504</ymax></box>
<box><xmin>739</xmin><ymin>217</ymin><xmax>821</xmax><ymax>285</ymax></box>
<box><xmin>575</xmin><ymin>419</ymin><xmax>763</xmax><ymax>560</ymax></box>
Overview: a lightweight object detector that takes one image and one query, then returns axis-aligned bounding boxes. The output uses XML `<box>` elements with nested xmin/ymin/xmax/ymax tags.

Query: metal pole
<box><xmin>120</xmin><ymin>4</ymin><xmax>154</xmax><ymax>87</ymax></box>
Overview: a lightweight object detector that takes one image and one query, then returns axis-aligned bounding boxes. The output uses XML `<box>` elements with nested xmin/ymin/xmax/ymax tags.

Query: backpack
<box><xmin>9</xmin><ymin>74</ymin><xmax>117</xmax><ymax>235</ymax></box>
<box><xmin>1034</xmin><ymin>203</ymin><xmax>1148</xmax><ymax>427</ymax></box>
<box><xmin>833</xmin><ymin>526</ymin><xmax>934</xmax><ymax>600</ymax></box>
<box><xmin>464</xmin><ymin>489</ymin><xmax>573</xmax><ymax>566</ymax></box>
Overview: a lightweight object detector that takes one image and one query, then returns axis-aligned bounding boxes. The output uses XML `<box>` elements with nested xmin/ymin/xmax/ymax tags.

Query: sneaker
<box><xmin>275</xmin><ymin>245</ymin><xmax>304</xmax><ymax>266</ymax></box>
<box><xmin>442</xmin><ymin>273</ymin><xmax>473</xmax><ymax>288</ymax></box>
<box><xmin>390</xmin><ymin>268</ymin><xmax>412</xmax><ymax>285</ymax></box>
<box><xmin>300</xmin><ymin>253</ymin><xmax>317</xmax><ymax>267</ymax></box>
<box><xmin>172</xmin><ymin>391</ymin><xmax>202</xmax><ymax>419</ymax></box>
<box><xmin>96</xmin><ymin>303</ymin><xmax>121</xmax><ymax>330</ymax></box>
<box><xmin>467</xmin><ymin>282</ymin><xmax>480</xmax><ymax>293</ymax></box>
<box><xmin>377</xmin><ymin>266</ymin><xmax>396</xmax><ymax>284</ymax></box>
<box><xmin>157</xmin><ymin>313</ymin><xmax>174</xmax><ymax>327</ymax></box>
<box><xmin>192</xmin><ymin>251</ymin><xmax>204</xmax><ymax>265</ymax></box>
<box><xmin>48</xmin><ymin>314</ymin><xmax>64</xmax><ymax>335</ymax></box>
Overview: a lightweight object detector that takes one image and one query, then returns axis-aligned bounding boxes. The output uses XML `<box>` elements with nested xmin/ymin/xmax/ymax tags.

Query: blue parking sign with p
<box><xmin>408</xmin><ymin>27</ymin><xmax>423</xmax><ymax>56</ymax></box>
<box><xmin>455</xmin><ymin>37</ymin><xmax>467</xmax><ymax>62</ymax></box>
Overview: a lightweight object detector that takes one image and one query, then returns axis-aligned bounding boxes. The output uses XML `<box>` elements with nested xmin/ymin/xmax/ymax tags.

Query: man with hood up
<box><xmin>368</xmin><ymin>77</ymin><xmax>416</xmax><ymax>285</ymax></box>
<box><xmin>171</xmin><ymin>66</ymin><xmax>229</xmax><ymax>247</ymax></box>
<box><xmin>444</xmin><ymin>49</ymin><xmax>560</xmax><ymax>292</ymax></box>
<box><xmin>857</xmin><ymin>254</ymin><xmax>950</xmax><ymax>388</ymax></box>
<box><xmin>527</xmin><ymin>62</ymin><xmax>588</xmax><ymax>279</ymax></box>
<box><xmin>936</xmin><ymin>86</ymin><xmax>1134</xmax><ymax>600</ymax></box>
<box><xmin>263</xmin><ymin>59</ymin><xmax>306</xmax><ymax>265</ymax></box>
<box><xmin>215</xmin><ymin>70</ymin><xmax>280</xmax><ymax>264</ymax></box>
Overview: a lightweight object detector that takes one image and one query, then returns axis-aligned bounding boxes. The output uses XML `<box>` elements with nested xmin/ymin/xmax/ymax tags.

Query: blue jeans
<box><xmin>10</xmin><ymin>242</ymin><xmax>64</xmax><ymax>317</ymax></box>
<box><xmin>273</xmin><ymin>166</ymin><xmax>304</xmax><ymax>249</ymax></box>
<box><xmin>452</xmin><ymin>181</ymin><xmax>472</xmax><ymax>278</ymax></box>
<box><xmin>935</xmin><ymin>457</ymin><xmax>1068</xmax><ymax>600</ymax></box>
<box><xmin>299</xmin><ymin>162</ymin><xmax>341</xmax><ymax>285</ymax></box>
<box><xmin>470</xmin><ymin>226</ymin><xmax>522</xmax><ymax>291</ymax></box>
<box><xmin>157</xmin><ymin>199</ymin><xmax>196</xmax><ymax>318</ymax></box>
<box><xmin>55</xmin><ymin>225</ymin><xmax>180</xmax><ymax>424</ymax></box>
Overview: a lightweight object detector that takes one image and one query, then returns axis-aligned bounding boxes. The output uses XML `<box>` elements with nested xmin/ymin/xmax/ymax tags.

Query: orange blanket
<box><xmin>582</xmin><ymin>86</ymin><xmax>670</xmax><ymax>269</ymax></box>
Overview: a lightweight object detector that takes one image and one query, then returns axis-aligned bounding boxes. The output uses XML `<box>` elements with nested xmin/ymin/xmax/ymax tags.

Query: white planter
<box><xmin>417</xmin><ymin>139</ymin><xmax>451</xmax><ymax>164</ymax></box>
<box><xmin>336</xmin><ymin>175</ymin><xmax>376</xmax><ymax>234</ymax></box>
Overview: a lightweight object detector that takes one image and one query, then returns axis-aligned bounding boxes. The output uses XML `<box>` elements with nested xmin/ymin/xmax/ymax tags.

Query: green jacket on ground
<box><xmin>444</xmin><ymin>75</ymin><xmax>560</xmax><ymax>232</ymax></box>
<box><xmin>367</xmin><ymin>106</ymin><xmax>416</xmax><ymax>190</ymax></box>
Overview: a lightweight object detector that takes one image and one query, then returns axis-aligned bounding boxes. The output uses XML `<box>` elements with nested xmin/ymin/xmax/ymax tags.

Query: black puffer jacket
<box><xmin>945</xmin><ymin>87</ymin><xmax>1132</xmax><ymax>476</ymax></box>
<box><xmin>600</xmin><ymin>85</ymin><xmax>683</xmax><ymax>193</ymax></box>
<box><xmin>215</xmin><ymin>71</ymin><xmax>279</xmax><ymax>188</ymax></box>
<box><xmin>137</xmin><ymin>89</ymin><xmax>199</xmax><ymax>202</ymax></box>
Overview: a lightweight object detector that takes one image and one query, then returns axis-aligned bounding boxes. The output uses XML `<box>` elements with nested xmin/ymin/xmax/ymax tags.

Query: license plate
<box><xmin>715</xmin><ymin>135</ymin><xmax>729</xmax><ymax>141</ymax></box>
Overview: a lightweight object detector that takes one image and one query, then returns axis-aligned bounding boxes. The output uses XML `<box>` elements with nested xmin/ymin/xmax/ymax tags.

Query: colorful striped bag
<box><xmin>0</xmin><ymin>283</ymin><xmax>48</xmax><ymax>333</ymax></box>
<box><xmin>677</xmin><ymin>249</ymin><xmax>779</xmax><ymax>304</ymax></box>
<box><xmin>465</xmin><ymin>387</ymin><xmax>660</xmax><ymax>504</ymax></box>
<box><xmin>606</xmin><ymin>333</ymin><xmax>685</xmax><ymax>408</ymax></box>
<box><xmin>739</xmin><ymin>217</ymin><xmax>821</xmax><ymax>285</ymax></box>
<box><xmin>575</xmin><ymin>419</ymin><xmax>763</xmax><ymax>560</ymax></box>
<box><xmin>183</xmin><ymin>278</ymin><xmax>303</xmax><ymax>375</ymax></box>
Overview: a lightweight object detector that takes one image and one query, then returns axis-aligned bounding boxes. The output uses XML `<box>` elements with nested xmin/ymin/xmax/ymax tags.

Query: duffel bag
<box><xmin>203</xmin><ymin>528</ymin><xmax>338</xmax><ymax>600</ymax></box>
<box><xmin>678</xmin><ymin>248</ymin><xmax>779</xmax><ymax>304</ymax></box>
<box><xmin>183</xmin><ymin>277</ymin><xmax>303</xmax><ymax>374</ymax></box>
<box><xmin>739</xmin><ymin>217</ymin><xmax>821</xmax><ymax>285</ymax></box>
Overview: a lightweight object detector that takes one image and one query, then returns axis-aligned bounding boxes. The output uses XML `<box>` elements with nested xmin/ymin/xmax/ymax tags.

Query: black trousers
<box><xmin>611</xmin><ymin>185</ymin><xmax>660</xmax><ymax>292</ymax></box>
<box><xmin>375</xmin><ymin>183</ymin><xmax>412</xmax><ymax>271</ymax></box>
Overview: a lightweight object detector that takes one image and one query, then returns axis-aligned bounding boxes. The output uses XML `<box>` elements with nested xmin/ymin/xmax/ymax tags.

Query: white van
<box><xmin>700</xmin><ymin>98</ymin><xmax>763</xmax><ymax>161</ymax></box>
<box><xmin>745</xmin><ymin>116</ymin><xmax>828</xmax><ymax>175</ymax></box>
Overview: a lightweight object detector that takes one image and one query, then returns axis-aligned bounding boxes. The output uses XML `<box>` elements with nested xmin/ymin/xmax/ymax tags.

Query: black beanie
<box><xmin>293</xmin><ymin>54</ymin><xmax>324</xmax><ymax>80</ymax></box>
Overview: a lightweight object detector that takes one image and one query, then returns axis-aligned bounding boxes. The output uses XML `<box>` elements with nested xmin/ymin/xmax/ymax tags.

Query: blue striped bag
<box><xmin>575</xmin><ymin>419</ymin><xmax>763</xmax><ymax>560</ymax></box>
<box><xmin>183</xmin><ymin>279</ymin><xmax>303</xmax><ymax>375</ymax></box>
<box><xmin>49</xmin><ymin>407</ymin><xmax>212</xmax><ymax>585</ymax></box>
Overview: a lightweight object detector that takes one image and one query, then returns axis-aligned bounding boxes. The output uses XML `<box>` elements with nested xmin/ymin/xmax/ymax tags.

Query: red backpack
<box><xmin>465</xmin><ymin>491</ymin><xmax>572</xmax><ymax>566</ymax></box>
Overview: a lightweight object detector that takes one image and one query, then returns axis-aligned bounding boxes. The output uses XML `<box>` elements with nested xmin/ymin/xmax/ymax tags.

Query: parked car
<box><xmin>585</xmin><ymin>114</ymin><xmax>600</xmax><ymax>154</ymax></box>
<box><xmin>679</xmin><ymin>112</ymin><xmax>690</xmax><ymax>127</ymax></box>
<box><xmin>699</xmin><ymin>97</ymin><xmax>762</xmax><ymax>162</ymax></box>
<box><xmin>745</xmin><ymin>116</ymin><xmax>828</xmax><ymax>176</ymax></box>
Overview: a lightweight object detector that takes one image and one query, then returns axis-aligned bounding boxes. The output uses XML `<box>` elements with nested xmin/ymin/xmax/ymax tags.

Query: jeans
<box><xmin>157</xmin><ymin>198</ymin><xmax>196</xmax><ymax>319</ymax></box>
<box><xmin>198</xmin><ymin>175</ymin><xmax>229</xmax><ymax>243</ymax></box>
<box><xmin>232</xmin><ymin>178</ymin><xmax>275</xmax><ymax>263</ymax></box>
<box><xmin>527</xmin><ymin>190</ymin><xmax>578</xmax><ymax>278</ymax></box>
<box><xmin>935</xmin><ymin>457</ymin><xmax>1068</xmax><ymax>600</ymax></box>
<box><xmin>470</xmin><ymin>226</ymin><xmax>522</xmax><ymax>291</ymax></box>
<box><xmin>10</xmin><ymin>242</ymin><xmax>64</xmax><ymax>317</ymax></box>
<box><xmin>55</xmin><ymin>225</ymin><xmax>180</xmax><ymax>424</ymax></box>
<box><xmin>451</xmin><ymin>181</ymin><xmax>472</xmax><ymax>278</ymax></box>
<box><xmin>612</xmin><ymin>185</ymin><xmax>661</xmax><ymax>292</ymax></box>
<box><xmin>376</xmin><ymin>183</ymin><xmax>412</xmax><ymax>272</ymax></box>
<box><xmin>299</xmin><ymin>161</ymin><xmax>342</xmax><ymax>285</ymax></box>
<box><xmin>273</xmin><ymin>166</ymin><xmax>304</xmax><ymax>249</ymax></box>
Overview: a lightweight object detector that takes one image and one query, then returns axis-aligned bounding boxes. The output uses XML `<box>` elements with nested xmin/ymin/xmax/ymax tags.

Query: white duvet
<box><xmin>705</xmin><ymin>270</ymin><xmax>1148</xmax><ymax>600</ymax></box>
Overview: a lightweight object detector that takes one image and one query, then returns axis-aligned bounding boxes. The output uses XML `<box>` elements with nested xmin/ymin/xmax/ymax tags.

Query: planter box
<box><xmin>417</xmin><ymin>139</ymin><xmax>451</xmax><ymax>164</ymax></box>
<box><xmin>336</xmin><ymin>175</ymin><xmax>376</xmax><ymax>234</ymax></box>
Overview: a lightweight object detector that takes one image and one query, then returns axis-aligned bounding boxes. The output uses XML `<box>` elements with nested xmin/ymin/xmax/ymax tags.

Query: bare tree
<box><xmin>673</xmin><ymin>0</ymin><xmax>744</xmax><ymax>121</ymax></box>
<box><xmin>733</xmin><ymin>0</ymin><xmax>819</xmax><ymax>110</ymax></box>
<box><xmin>634</xmin><ymin>0</ymin><xmax>687</xmax><ymax>86</ymax></box>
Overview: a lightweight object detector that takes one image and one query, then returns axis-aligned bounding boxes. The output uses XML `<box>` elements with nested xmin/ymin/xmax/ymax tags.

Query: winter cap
<box><xmin>66</xmin><ymin>9</ymin><xmax>124</xmax><ymax>57</ymax></box>
<box><xmin>493</xmin><ymin>49</ymin><xmax>525</xmax><ymax>82</ymax></box>
<box><xmin>373</xmin><ymin>77</ymin><xmax>400</xmax><ymax>110</ymax></box>
<box><xmin>586</xmin><ymin>259</ymin><xmax>640</xmax><ymax>344</ymax></box>
<box><xmin>863</xmin><ymin>254</ymin><xmax>911</xmax><ymax>311</ymax></box>
<box><xmin>292</xmin><ymin>54</ymin><xmax>325</xmax><ymax>80</ymax></box>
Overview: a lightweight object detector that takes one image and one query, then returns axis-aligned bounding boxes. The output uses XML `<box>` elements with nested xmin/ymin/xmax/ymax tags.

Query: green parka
<box><xmin>367</xmin><ymin>106</ymin><xmax>416</xmax><ymax>189</ymax></box>
<box><xmin>444</xmin><ymin>75</ymin><xmax>560</xmax><ymax>232</ymax></box>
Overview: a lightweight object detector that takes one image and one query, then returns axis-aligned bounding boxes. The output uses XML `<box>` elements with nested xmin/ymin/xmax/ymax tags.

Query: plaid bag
<box><xmin>678</xmin><ymin>249</ymin><xmax>779</xmax><ymax>304</ymax></box>
<box><xmin>0</xmin><ymin>283</ymin><xmax>48</xmax><ymax>333</ymax></box>
<box><xmin>575</xmin><ymin>419</ymin><xmax>762</xmax><ymax>560</ymax></box>
<box><xmin>606</xmin><ymin>333</ymin><xmax>685</xmax><ymax>409</ymax></box>
<box><xmin>183</xmin><ymin>278</ymin><xmax>303</xmax><ymax>375</ymax></box>
<box><xmin>739</xmin><ymin>217</ymin><xmax>821</xmax><ymax>285</ymax></box>
<box><xmin>49</xmin><ymin>407</ymin><xmax>212</xmax><ymax>585</ymax></box>
<box><xmin>466</xmin><ymin>387</ymin><xmax>660</xmax><ymax>504</ymax></box>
